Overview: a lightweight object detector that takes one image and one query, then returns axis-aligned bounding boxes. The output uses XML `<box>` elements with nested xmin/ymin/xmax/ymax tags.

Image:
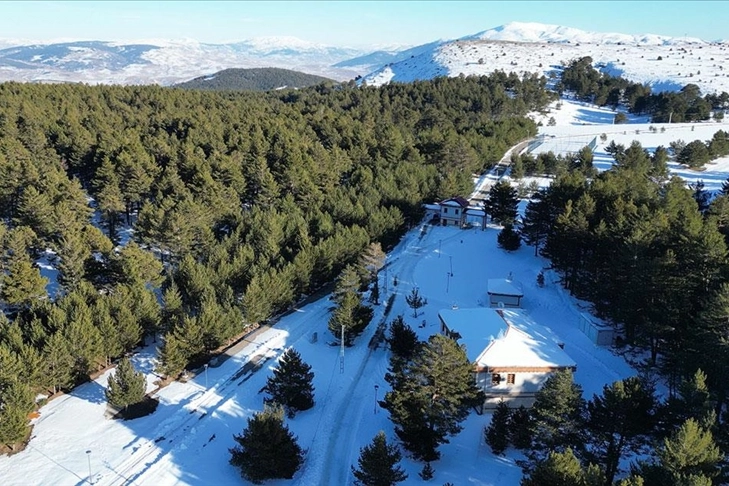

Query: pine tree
<box><xmin>156</xmin><ymin>333</ymin><xmax>188</xmax><ymax>379</ymax></box>
<box><xmin>382</xmin><ymin>334</ymin><xmax>481</xmax><ymax>461</ymax></box>
<box><xmin>510</xmin><ymin>405</ymin><xmax>533</xmax><ymax>450</ymax></box>
<box><xmin>387</xmin><ymin>315</ymin><xmax>419</xmax><ymax>363</ymax></box>
<box><xmin>351</xmin><ymin>431</ymin><xmax>408</xmax><ymax>486</ymax></box>
<box><xmin>328</xmin><ymin>288</ymin><xmax>373</xmax><ymax>346</ymax></box>
<box><xmin>522</xmin><ymin>189</ymin><xmax>552</xmax><ymax>256</ymax></box>
<box><xmin>0</xmin><ymin>381</ymin><xmax>34</xmax><ymax>449</ymax></box>
<box><xmin>405</xmin><ymin>287</ymin><xmax>427</xmax><ymax>318</ymax></box>
<box><xmin>1</xmin><ymin>256</ymin><xmax>48</xmax><ymax>310</ymax></box>
<box><xmin>359</xmin><ymin>242</ymin><xmax>386</xmax><ymax>285</ymax></box>
<box><xmin>262</xmin><ymin>348</ymin><xmax>315</xmax><ymax>417</ymax></box>
<box><xmin>486</xmin><ymin>180</ymin><xmax>519</xmax><ymax>225</ymax></box>
<box><xmin>657</xmin><ymin>419</ymin><xmax>722</xmax><ymax>484</ymax></box>
<box><xmin>229</xmin><ymin>404</ymin><xmax>303</xmax><ymax>484</ymax></box>
<box><xmin>497</xmin><ymin>223</ymin><xmax>522</xmax><ymax>251</ymax></box>
<box><xmin>105</xmin><ymin>357</ymin><xmax>146</xmax><ymax>413</ymax></box>
<box><xmin>585</xmin><ymin>376</ymin><xmax>657</xmax><ymax>485</ymax></box>
<box><xmin>486</xmin><ymin>399</ymin><xmax>511</xmax><ymax>455</ymax></box>
<box><xmin>530</xmin><ymin>368</ymin><xmax>585</xmax><ymax>459</ymax></box>
<box><xmin>521</xmin><ymin>448</ymin><xmax>588</xmax><ymax>486</ymax></box>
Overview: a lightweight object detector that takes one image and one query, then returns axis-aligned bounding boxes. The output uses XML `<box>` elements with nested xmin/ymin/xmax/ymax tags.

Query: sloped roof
<box><xmin>438</xmin><ymin>308</ymin><xmax>575</xmax><ymax>369</ymax></box>
<box><xmin>440</xmin><ymin>196</ymin><xmax>469</xmax><ymax>208</ymax></box>
<box><xmin>487</xmin><ymin>278</ymin><xmax>523</xmax><ymax>297</ymax></box>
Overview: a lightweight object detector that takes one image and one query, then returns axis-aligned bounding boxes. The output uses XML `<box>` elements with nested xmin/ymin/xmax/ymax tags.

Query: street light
<box><xmin>86</xmin><ymin>449</ymin><xmax>93</xmax><ymax>485</ymax></box>
<box><xmin>204</xmin><ymin>364</ymin><xmax>209</xmax><ymax>388</ymax></box>
<box><xmin>374</xmin><ymin>385</ymin><xmax>379</xmax><ymax>414</ymax></box>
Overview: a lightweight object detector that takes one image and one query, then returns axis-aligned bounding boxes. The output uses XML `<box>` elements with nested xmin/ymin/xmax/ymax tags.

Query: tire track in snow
<box><xmin>98</xmin><ymin>303</ymin><xmax>330</xmax><ymax>486</ymax></box>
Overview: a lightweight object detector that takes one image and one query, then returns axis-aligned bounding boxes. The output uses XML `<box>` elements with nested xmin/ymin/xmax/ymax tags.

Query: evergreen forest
<box><xmin>0</xmin><ymin>73</ymin><xmax>552</xmax><ymax>449</ymax></box>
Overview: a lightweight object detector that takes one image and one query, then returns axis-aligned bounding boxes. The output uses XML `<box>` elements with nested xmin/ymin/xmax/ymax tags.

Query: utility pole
<box><xmin>86</xmin><ymin>450</ymin><xmax>93</xmax><ymax>485</ymax></box>
<box><xmin>374</xmin><ymin>384</ymin><xmax>379</xmax><ymax>414</ymax></box>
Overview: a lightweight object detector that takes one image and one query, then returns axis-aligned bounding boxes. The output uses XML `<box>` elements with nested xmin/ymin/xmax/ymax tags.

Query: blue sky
<box><xmin>1</xmin><ymin>1</ymin><xmax>726</xmax><ymax>47</ymax></box>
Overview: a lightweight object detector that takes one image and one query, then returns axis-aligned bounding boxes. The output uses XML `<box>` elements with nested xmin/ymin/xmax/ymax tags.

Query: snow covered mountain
<box><xmin>0</xmin><ymin>22</ymin><xmax>727</xmax><ymax>91</ymax></box>
<box><xmin>0</xmin><ymin>37</ymin><xmax>368</xmax><ymax>85</ymax></box>
<box><xmin>362</xmin><ymin>22</ymin><xmax>729</xmax><ymax>95</ymax></box>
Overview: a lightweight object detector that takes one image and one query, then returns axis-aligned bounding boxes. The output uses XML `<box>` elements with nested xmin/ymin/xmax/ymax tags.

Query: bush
<box><xmin>614</xmin><ymin>112</ymin><xmax>628</xmax><ymax>124</ymax></box>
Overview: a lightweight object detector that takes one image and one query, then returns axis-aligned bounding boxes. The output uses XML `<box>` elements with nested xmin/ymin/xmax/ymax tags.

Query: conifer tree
<box><xmin>486</xmin><ymin>180</ymin><xmax>519</xmax><ymax>225</ymax></box>
<box><xmin>386</xmin><ymin>315</ymin><xmax>419</xmax><ymax>364</ymax></box>
<box><xmin>105</xmin><ymin>357</ymin><xmax>146</xmax><ymax>412</ymax></box>
<box><xmin>521</xmin><ymin>448</ymin><xmax>605</xmax><ymax>486</ymax></box>
<box><xmin>1</xmin><ymin>256</ymin><xmax>48</xmax><ymax>310</ymax></box>
<box><xmin>382</xmin><ymin>334</ymin><xmax>481</xmax><ymax>461</ymax></box>
<box><xmin>657</xmin><ymin>419</ymin><xmax>722</xmax><ymax>484</ymax></box>
<box><xmin>262</xmin><ymin>348</ymin><xmax>315</xmax><ymax>417</ymax></box>
<box><xmin>497</xmin><ymin>223</ymin><xmax>522</xmax><ymax>251</ymax></box>
<box><xmin>522</xmin><ymin>189</ymin><xmax>551</xmax><ymax>256</ymax></box>
<box><xmin>405</xmin><ymin>287</ymin><xmax>427</xmax><ymax>318</ymax></box>
<box><xmin>510</xmin><ymin>405</ymin><xmax>534</xmax><ymax>450</ymax></box>
<box><xmin>351</xmin><ymin>431</ymin><xmax>408</xmax><ymax>486</ymax></box>
<box><xmin>0</xmin><ymin>381</ymin><xmax>34</xmax><ymax>449</ymax></box>
<box><xmin>328</xmin><ymin>287</ymin><xmax>373</xmax><ymax>345</ymax></box>
<box><xmin>359</xmin><ymin>242</ymin><xmax>386</xmax><ymax>285</ymax></box>
<box><xmin>585</xmin><ymin>376</ymin><xmax>657</xmax><ymax>485</ymax></box>
<box><xmin>229</xmin><ymin>404</ymin><xmax>303</xmax><ymax>484</ymax></box>
<box><xmin>486</xmin><ymin>399</ymin><xmax>511</xmax><ymax>455</ymax></box>
<box><xmin>529</xmin><ymin>368</ymin><xmax>585</xmax><ymax>459</ymax></box>
<box><xmin>156</xmin><ymin>333</ymin><xmax>188</xmax><ymax>379</ymax></box>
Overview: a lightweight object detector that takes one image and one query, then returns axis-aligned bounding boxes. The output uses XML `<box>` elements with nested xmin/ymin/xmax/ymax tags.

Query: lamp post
<box><xmin>86</xmin><ymin>449</ymin><xmax>93</xmax><ymax>485</ymax></box>
<box><xmin>449</xmin><ymin>255</ymin><xmax>453</xmax><ymax>276</ymax></box>
<box><xmin>374</xmin><ymin>384</ymin><xmax>379</xmax><ymax>414</ymax></box>
<box><xmin>204</xmin><ymin>364</ymin><xmax>209</xmax><ymax>388</ymax></box>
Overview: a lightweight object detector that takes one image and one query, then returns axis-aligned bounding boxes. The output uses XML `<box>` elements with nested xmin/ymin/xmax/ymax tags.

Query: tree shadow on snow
<box><xmin>68</xmin><ymin>380</ymin><xmax>107</xmax><ymax>405</ymax></box>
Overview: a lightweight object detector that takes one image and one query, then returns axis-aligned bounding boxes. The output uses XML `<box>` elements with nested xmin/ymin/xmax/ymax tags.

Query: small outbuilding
<box><xmin>578</xmin><ymin>313</ymin><xmax>615</xmax><ymax>346</ymax></box>
<box><xmin>438</xmin><ymin>307</ymin><xmax>576</xmax><ymax>409</ymax></box>
<box><xmin>487</xmin><ymin>278</ymin><xmax>524</xmax><ymax>308</ymax></box>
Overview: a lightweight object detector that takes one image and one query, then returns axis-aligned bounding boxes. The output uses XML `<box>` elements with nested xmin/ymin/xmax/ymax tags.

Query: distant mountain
<box><xmin>173</xmin><ymin>67</ymin><xmax>335</xmax><ymax>91</ymax></box>
<box><xmin>0</xmin><ymin>23</ymin><xmax>725</xmax><ymax>90</ymax></box>
<box><xmin>0</xmin><ymin>37</ymin><xmax>369</xmax><ymax>86</ymax></box>
<box><xmin>361</xmin><ymin>22</ymin><xmax>729</xmax><ymax>95</ymax></box>
<box><xmin>461</xmin><ymin>21</ymin><xmax>707</xmax><ymax>46</ymax></box>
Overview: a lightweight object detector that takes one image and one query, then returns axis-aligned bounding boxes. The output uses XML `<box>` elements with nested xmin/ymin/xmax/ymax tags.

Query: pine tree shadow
<box><xmin>68</xmin><ymin>380</ymin><xmax>107</xmax><ymax>405</ymax></box>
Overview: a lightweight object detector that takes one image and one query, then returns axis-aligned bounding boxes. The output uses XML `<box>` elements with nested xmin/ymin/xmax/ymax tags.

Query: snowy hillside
<box><xmin>362</xmin><ymin>22</ymin><xmax>729</xmax><ymax>95</ymax></box>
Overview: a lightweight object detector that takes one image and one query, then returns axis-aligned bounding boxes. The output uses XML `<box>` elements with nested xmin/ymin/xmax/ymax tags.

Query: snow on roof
<box><xmin>424</xmin><ymin>203</ymin><xmax>441</xmax><ymax>211</ymax></box>
<box><xmin>487</xmin><ymin>278</ymin><xmax>523</xmax><ymax>297</ymax></box>
<box><xmin>439</xmin><ymin>308</ymin><xmax>576</xmax><ymax>369</ymax></box>
<box><xmin>465</xmin><ymin>208</ymin><xmax>485</xmax><ymax>216</ymax></box>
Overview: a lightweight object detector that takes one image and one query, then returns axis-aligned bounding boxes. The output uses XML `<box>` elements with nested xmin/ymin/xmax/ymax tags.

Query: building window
<box><xmin>455</xmin><ymin>209</ymin><xmax>459</xmax><ymax>215</ymax></box>
<box><xmin>443</xmin><ymin>208</ymin><xmax>448</xmax><ymax>214</ymax></box>
<box><xmin>506</xmin><ymin>373</ymin><xmax>515</xmax><ymax>385</ymax></box>
<box><xmin>491</xmin><ymin>373</ymin><xmax>501</xmax><ymax>386</ymax></box>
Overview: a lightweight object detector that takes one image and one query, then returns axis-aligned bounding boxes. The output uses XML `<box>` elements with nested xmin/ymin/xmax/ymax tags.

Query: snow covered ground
<box><xmin>0</xmin><ymin>207</ymin><xmax>637</xmax><ymax>485</ymax></box>
<box><xmin>525</xmin><ymin>97</ymin><xmax>729</xmax><ymax>193</ymax></box>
